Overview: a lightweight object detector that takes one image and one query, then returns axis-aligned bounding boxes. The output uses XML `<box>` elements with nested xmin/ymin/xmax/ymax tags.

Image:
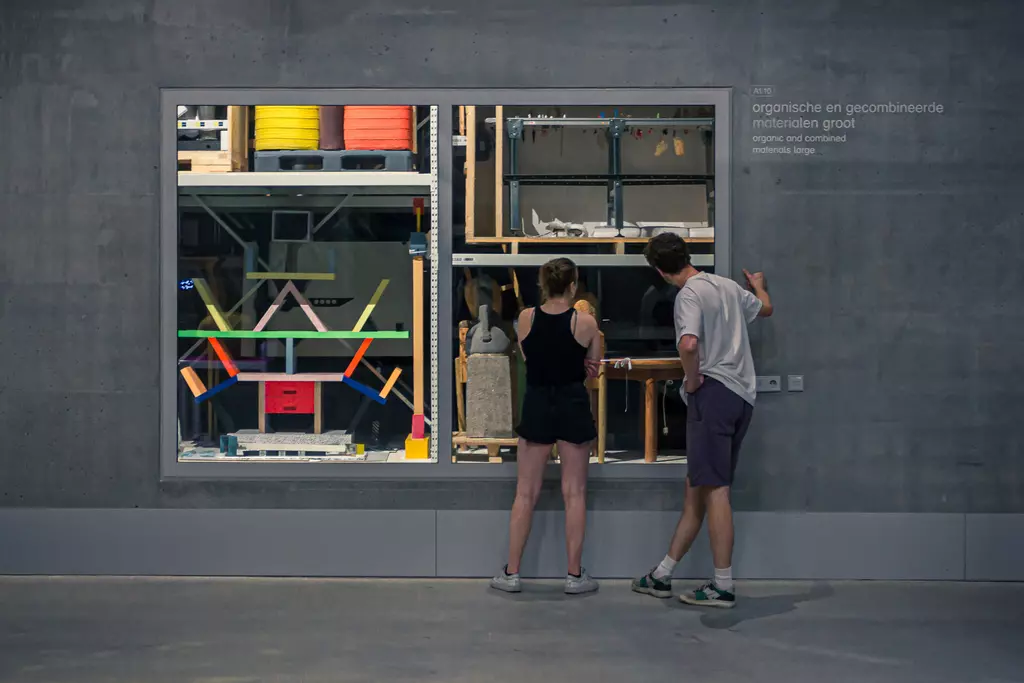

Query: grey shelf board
<box><xmin>486</xmin><ymin>117</ymin><xmax>714</xmax><ymax>127</ymax></box>
<box><xmin>177</xmin><ymin>171</ymin><xmax>432</xmax><ymax>196</ymax></box>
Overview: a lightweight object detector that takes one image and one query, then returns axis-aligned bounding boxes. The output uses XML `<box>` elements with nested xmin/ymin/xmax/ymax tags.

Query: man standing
<box><xmin>632</xmin><ymin>234</ymin><xmax>773</xmax><ymax>608</ymax></box>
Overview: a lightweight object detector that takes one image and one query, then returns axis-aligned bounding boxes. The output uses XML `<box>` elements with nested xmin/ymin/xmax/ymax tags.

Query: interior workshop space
<box><xmin>451</xmin><ymin>104</ymin><xmax>716</xmax><ymax>465</ymax></box>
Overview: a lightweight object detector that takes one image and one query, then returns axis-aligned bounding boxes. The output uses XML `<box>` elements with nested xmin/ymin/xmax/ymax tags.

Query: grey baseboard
<box><xmin>0</xmin><ymin>509</ymin><xmax>435</xmax><ymax>577</ymax></box>
<box><xmin>0</xmin><ymin>509</ymin><xmax>1019</xmax><ymax>580</ymax></box>
<box><xmin>965</xmin><ymin>514</ymin><xmax>1024</xmax><ymax>581</ymax></box>
<box><xmin>436</xmin><ymin>510</ymin><xmax>966</xmax><ymax>580</ymax></box>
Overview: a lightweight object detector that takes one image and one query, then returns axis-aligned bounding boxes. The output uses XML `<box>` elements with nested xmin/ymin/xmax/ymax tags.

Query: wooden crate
<box><xmin>177</xmin><ymin>105</ymin><xmax>250</xmax><ymax>173</ymax></box>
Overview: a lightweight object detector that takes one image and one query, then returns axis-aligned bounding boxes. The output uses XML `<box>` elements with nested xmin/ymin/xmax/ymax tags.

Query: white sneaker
<box><xmin>490</xmin><ymin>567</ymin><xmax>522</xmax><ymax>593</ymax></box>
<box><xmin>564</xmin><ymin>568</ymin><xmax>599</xmax><ymax>594</ymax></box>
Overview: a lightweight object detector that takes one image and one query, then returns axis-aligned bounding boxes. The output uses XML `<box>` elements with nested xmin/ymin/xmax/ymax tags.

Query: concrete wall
<box><xmin>1</xmin><ymin>0</ymin><xmax>1022</xmax><ymax>520</ymax></box>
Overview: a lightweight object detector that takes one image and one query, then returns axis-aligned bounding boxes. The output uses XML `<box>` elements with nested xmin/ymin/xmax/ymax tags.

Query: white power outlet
<box><xmin>756</xmin><ymin>376</ymin><xmax>782</xmax><ymax>393</ymax></box>
<box><xmin>788</xmin><ymin>375</ymin><xmax>805</xmax><ymax>392</ymax></box>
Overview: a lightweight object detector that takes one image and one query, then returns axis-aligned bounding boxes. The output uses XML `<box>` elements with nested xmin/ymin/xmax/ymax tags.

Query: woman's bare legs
<box><xmin>557</xmin><ymin>440</ymin><xmax>591</xmax><ymax>575</ymax></box>
<box><xmin>506</xmin><ymin>439</ymin><xmax>552</xmax><ymax>574</ymax></box>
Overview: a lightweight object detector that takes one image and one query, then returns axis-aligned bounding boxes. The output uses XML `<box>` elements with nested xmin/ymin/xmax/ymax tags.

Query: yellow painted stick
<box><xmin>192</xmin><ymin>278</ymin><xmax>230</xmax><ymax>331</ymax></box>
<box><xmin>351</xmin><ymin>279</ymin><xmax>390</xmax><ymax>333</ymax></box>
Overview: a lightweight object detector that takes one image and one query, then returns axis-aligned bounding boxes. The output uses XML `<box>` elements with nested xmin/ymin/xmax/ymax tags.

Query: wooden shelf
<box><xmin>452</xmin><ymin>433</ymin><xmax>519</xmax><ymax>447</ymax></box>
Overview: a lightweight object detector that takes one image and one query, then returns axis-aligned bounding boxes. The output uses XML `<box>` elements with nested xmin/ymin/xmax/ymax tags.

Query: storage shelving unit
<box><xmin>501</xmin><ymin>115</ymin><xmax>715</xmax><ymax>236</ymax></box>
<box><xmin>175</xmin><ymin>107</ymin><xmax>440</xmax><ymax>462</ymax></box>
<box><xmin>458</xmin><ymin>106</ymin><xmax>717</xmax><ymax>272</ymax></box>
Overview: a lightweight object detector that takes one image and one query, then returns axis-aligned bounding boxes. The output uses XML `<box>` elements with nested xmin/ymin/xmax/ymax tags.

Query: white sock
<box><xmin>713</xmin><ymin>566</ymin><xmax>733</xmax><ymax>591</ymax></box>
<box><xmin>652</xmin><ymin>555</ymin><xmax>678</xmax><ymax>580</ymax></box>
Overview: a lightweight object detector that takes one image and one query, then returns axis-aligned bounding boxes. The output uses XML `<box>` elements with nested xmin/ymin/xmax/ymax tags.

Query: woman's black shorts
<box><xmin>516</xmin><ymin>383</ymin><xmax>597</xmax><ymax>445</ymax></box>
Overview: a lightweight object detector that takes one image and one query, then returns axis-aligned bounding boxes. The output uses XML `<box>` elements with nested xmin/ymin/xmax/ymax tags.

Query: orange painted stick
<box><xmin>180</xmin><ymin>367</ymin><xmax>207</xmax><ymax>397</ymax></box>
<box><xmin>379</xmin><ymin>367</ymin><xmax>403</xmax><ymax>399</ymax></box>
<box><xmin>344</xmin><ymin>338</ymin><xmax>373</xmax><ymax>377</ymax></box>
<box><xmin>207</xmin><ymin>337</ymin><xmax>239</xmax><ymax>377</ymax></box>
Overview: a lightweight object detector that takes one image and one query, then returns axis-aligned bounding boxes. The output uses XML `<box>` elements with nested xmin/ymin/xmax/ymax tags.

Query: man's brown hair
<box><xmin>643</xmin><ymin>233</ymin><xmax>691</xmax><ymax>275</ymax></box>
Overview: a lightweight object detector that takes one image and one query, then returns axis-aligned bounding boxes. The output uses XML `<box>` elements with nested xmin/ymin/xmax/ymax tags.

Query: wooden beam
<box><xmin>314</xmin><ymin>381</ymin><xmax>323</xmax><ymax>435</ymax></box>
<box><xmin>237</xmin><ymin>372</ymin><xmax>344</xmax><ymax>383</ymax></box>
<box><xmin>228</xmin><ymin>106</ymin><xmax>250</xmax><ymax>172</ymax></box>
<box><xmin>465</xmin><ymin>105</ymin><xmax>476</xmax><ymax>241</ymax></box>
<box><xmin>494</xmin><ymin>105</ymin><xmax>504</xmax><ymax>240</ymax></box>
<box><xmin>452</xmin><ymin>433</ymin><xmax>518</xmax><ymax>447</ymax></box>
<box><xmin>456</xmin><ymin>321</ymin><xmax>469</xmax><ymax>432</ymax></box>
<box><xmin>645</xmin><ymin>377</ymin><xmax>657</xmax><ymax>463</ymax></box>
<box><xmin>597</xmin><ymin>333</ymin><xmax>607</xmax><ymax>463</ymax></box>
<box><xmin>411</xmin><ymin>106</ymin><xmax>418</xmax><ymax>155</ymax></box>
<box><xmin>258</xmin><ymin>381</ymin><xmax>266</xmax><ymax>433</ymax></box>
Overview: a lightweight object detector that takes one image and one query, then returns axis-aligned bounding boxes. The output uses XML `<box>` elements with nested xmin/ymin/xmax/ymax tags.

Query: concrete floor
<box><xmin>0</xmin><ymin>578</ymin><xmax>1021</xmax><ymax>683</ymax></box>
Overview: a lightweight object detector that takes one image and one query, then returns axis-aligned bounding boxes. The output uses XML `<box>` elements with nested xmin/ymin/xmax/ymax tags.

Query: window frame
<box><xmin>160</xmin><ymin>88</ymin><xmax>731</xmax><ymax>480</ymax></box>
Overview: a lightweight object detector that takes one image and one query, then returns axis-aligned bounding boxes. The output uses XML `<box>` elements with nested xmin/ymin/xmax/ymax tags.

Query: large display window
<box><xmin>451</xmin><ymin>97</ymin><xmax>729</xmax><ymax>467</ymax></box>
<box><xmin>162</xmin><ymin>94</ymin><xmax>440</xmax><ymax>475</ymax></box>
<box><xmin>160</xmin><ymin>89</ymin><xmax>729</xmax><ymax>479</ymax></box>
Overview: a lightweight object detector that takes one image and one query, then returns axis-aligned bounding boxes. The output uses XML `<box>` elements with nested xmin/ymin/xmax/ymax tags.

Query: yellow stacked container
<box><xmin>254</xmin><ymin>106</ymin><xmax>320</xmax><ymax>151</ymax></box>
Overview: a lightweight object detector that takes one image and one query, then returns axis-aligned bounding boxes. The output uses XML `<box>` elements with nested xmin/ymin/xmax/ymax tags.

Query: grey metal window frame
<box><xmin>160</xmin><ymin>88</ymin><xmax>731</xmax><ymax>481</ymax></box>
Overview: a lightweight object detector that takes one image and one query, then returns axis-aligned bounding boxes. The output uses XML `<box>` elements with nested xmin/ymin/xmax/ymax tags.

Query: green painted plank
<box><xmin>178</xmin><ymin>330</ymin><xmax>409</xmax><ymax>339</ymax></box>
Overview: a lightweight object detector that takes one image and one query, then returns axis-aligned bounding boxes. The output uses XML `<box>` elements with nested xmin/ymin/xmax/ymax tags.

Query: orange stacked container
<box><xmin>343</xmin><ymin>106</ymin><xmax>415</xmax><ymax>151</ymax></box>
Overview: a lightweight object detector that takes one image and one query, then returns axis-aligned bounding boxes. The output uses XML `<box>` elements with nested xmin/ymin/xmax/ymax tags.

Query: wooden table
<box><xmin>602</xmin><ymin>357</ymin><xmax>684</xmax><ymax>463</ymax></box>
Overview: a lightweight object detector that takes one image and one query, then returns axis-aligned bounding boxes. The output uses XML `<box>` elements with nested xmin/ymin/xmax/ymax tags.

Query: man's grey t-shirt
<box><xmin>673</xmin><ymin>272</ymin><xmax>762</xmax><ymax>406</ymax></box>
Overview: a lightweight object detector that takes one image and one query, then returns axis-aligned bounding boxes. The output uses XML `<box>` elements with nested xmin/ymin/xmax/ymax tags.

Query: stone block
<box><xmin>466</xmin><ymin>354</ymin><xmax>514</xmax><ymax>438</ymax></box>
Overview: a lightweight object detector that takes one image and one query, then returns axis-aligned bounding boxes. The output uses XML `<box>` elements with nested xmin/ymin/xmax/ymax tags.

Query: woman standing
<box><xmin>491</xmin><ymin>258</ymin><xmax>602</xmax><ymax>594</ymax></box>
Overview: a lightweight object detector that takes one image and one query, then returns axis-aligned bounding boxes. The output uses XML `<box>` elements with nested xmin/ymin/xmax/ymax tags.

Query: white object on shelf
<box><xmin>648</xmin><ymin>227</ymin><xmax>690</xmax><ymax>238</ymax></box>
<box><xmin>689</xmin><ymin>227</ymin><xmax>715</xmax><ymax>239</ymax></box>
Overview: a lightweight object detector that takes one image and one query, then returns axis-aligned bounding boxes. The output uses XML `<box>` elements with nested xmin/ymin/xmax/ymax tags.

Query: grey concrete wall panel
<box><xmin>734</xmin><ymin>513</ymin><xmax>965</xmax><ymax>581</ymax></box>
<box><xmin>437</xmin><ymin>511</ymin><xmax>966</xmax><ymax>580</ymax></box>
<box><xmin>0</xmin><ymin>0</ymin><xmax>1022</xmax><ymax>514</ymax></box>
<box><xmin>965</xmin><ymin>514</ymin><xmax>1024</xmax><ymax>581</ymax></box>
<box><xmin>0</xmin><ymin>509</ymin><xmax>436</xmax><ymax>577</ymax></box>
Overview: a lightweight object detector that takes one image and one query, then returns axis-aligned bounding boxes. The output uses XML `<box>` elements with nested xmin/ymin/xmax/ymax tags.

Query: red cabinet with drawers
<box><xmin>264</xmin><ymin>381</ymin><xmax>315</xmax><ymax>414</ymax></box>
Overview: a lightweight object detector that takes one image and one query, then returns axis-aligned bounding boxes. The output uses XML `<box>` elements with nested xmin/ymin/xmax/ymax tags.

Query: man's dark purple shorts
<box><xmin>686</xmin><ymin>377</ymin><xmax>753</xmax><ymax>487</ymax></box>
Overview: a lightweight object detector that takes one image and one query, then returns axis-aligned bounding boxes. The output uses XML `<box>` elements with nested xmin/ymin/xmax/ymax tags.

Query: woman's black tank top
<box><xmin>521</xmin><ymin>307</ymin><xmax>588</xmax><ymax>386</ymax></box>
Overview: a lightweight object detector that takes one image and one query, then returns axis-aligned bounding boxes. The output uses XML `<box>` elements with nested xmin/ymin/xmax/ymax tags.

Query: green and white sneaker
<box><xmin>678</xmin><ymin>581</ymin><xmax>735</xmax><ymax>609</ymax></box>
<box><xmin>631</xmin><ymin>571</ymin><xmax>673</xmax><ymax>599</ymax></box>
